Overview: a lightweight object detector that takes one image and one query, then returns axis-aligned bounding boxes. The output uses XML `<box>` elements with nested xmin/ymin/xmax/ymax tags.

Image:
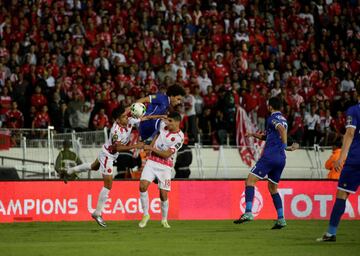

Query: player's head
<box><xmin>167</xmin><ymin>84</ymin><xmax>186</xmax><ymax>107</ymax></box>
<box><xmin>166</xmin><ymin>111</ymin><xmax>182</xmax><ymax>131</ymax></box>
<box><xmin>112</xmin><ymin>106</ymin><xmax>127</xmax><ymax>125</ymax></box>
<box><xmin>63</xmin><ymin>139</ymin><xmax>71</xmax><ymax>149</ymax></box>
<box><xmin>268</xmin><ymin>97</ymin><xmax>283</xmax><ymax>112</ymax></box>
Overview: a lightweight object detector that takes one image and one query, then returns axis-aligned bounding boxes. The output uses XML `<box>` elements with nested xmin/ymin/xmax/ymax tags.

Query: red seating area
<box><xmin>0</xmin><ymin>0</ymin><xmax>359</xmax><ymax>146</ymax></box>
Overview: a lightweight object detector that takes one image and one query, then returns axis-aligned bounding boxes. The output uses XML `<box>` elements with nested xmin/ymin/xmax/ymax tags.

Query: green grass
<box><xmin>0</xmin><ymin>220</ymin><xmax>359</xmax><ymax>256</ymax></box>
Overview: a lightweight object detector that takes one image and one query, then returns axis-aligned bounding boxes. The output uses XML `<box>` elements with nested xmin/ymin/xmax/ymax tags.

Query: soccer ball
<box><xmin>130</xmin><ymin>102</ymin><xmax>146</xmax><ymax>118</ymax></box>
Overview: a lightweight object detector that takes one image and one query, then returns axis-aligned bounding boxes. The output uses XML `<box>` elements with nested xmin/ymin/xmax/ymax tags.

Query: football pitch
<box><xmin>0</xmin><ymin>220</ymin><xmax>359</xmax><ymax>256</ymax></box>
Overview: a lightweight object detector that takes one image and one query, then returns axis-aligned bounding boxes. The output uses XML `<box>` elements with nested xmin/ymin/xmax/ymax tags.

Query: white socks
<box><xmin>140</xmin><ymin>191</ymin><xmax>149</xmax><ymax>216</ymax></box>
<box><xmin>68</xmin><ymin>163</ymin><xmax>91</xmax><ymax>174</ymax></box>
<box><xmin>94</xmin><ymin>187</ymin><xmax>110</xmax><ymax>216</ymax></box>
<box><xmin>161</xmin><ymin>200</ymin><xmax>169</xmax><ymax>221</ymax></box>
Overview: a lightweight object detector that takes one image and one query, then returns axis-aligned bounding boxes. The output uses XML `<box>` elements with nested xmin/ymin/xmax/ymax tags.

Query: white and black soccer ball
<box><xmin>130</xmin><ymin>102</ymin><xmax>146</xmax><ymax>118</ymax></box>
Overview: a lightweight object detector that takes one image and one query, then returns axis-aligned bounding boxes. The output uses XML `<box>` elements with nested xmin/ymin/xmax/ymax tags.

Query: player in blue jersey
<box><xmin>136</xmin><ymin>84</ymin><xmax>185</xmax><ymax>141</ymax></box>
<box><xmin>234</xmin><ymin>97</ymin><xmax>298</xmax><ymax>229</ymax></box>
<box><xmin>317</xmin><ymin>85</ymin><xmax>360</xmax><ymax>242</ymax></box>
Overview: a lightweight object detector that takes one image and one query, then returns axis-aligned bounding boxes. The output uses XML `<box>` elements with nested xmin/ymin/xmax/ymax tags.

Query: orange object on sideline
<box><xmin>325</xmin><ymin>148</ymin><xmax>343</xmax><ymax>180</ymax></box>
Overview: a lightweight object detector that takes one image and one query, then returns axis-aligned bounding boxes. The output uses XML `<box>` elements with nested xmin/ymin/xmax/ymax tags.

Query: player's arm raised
<box><xmin>136</xmin><ymin>96</ymin><xmax>151</xmax><ymax>104</ymax></box>
<box><xmin>140</xmin><ymin>115</ymin><xmax>167</xmax><ymax>121</ymax></box>
<box><xmin>246</xmin><ymin>132</ymin><xmax>266</xmax><ymax>140</ymax></box>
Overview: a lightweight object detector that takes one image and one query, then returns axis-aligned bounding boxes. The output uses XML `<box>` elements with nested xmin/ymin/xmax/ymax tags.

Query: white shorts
<box><xmin>97</xmin><ymin>150</ymin><xmax>115</xmax><ymax>175</ymax></box>
<box><xmin>140</xmin><ymin>160</ymin><xmax>172</xmax><ymax>191</ymax></box>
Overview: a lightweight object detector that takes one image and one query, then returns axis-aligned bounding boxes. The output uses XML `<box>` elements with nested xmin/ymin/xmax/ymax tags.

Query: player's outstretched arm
<box><xmin>110</xmin><ymin>142</ymin><xmax>144</xmax><ymax>153</ymax></box>
<box><xmin>246</xmin><ymin>132</ymin><xmax>266</xmax><ymax>140</ymax></box>
<box><xmin>136</xmin><ymin>96</ymin><xmax>150</xmax><ymax>104</ymax></box>
<box><xmin>334</xmin><ymin>127</ymin><xmax>355</xmax><ymax>171</ymax></box>
<box><xmin>140</xmin><ymin>115</ymin><xmax>167</xmax><ymax>121</ymax></box>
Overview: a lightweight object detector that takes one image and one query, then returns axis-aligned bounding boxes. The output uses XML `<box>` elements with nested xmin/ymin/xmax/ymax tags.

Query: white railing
<box><xmin>0</xmin><ymin>127</ymin><xmax>332</xmax><ymax>180</ymax></box>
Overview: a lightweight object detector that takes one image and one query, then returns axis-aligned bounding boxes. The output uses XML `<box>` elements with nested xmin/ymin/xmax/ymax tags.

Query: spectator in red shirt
<box><xmin>5</xmin><ymin>101</ymin><xmax>24</xmax><ymax>128</ymax></box>
<box><xmin>203</xmin><ymin>86</ymin><xmax>218</xmax><ymax>109</ymax></box>
<box><xmin>31</xmin><ymin>86</ymin><xmax>47</xmax><ymax>110</ymax></box>
<box><xmin>92</xmin><ymin>108</ymin><xmax>110</xmax><ymax>130</ymax></box>
<box><xmin>212</xmin><ymin>54</ymin><xmax>229</xmax><ymax>85</ymax></box>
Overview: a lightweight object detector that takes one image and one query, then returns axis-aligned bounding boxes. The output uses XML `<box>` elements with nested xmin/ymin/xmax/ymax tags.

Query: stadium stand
<box><xmin>0</xmin><ymin>0</ymin><xmax>358</xmax><ymax>147</ymax></box>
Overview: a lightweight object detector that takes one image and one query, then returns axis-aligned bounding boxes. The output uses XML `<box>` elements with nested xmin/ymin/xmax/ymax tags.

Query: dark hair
<box><xmin>166</xmin><ymin>84</ymin><xmax>186</xmax><ymax>97</ymax></box>
<box><xmin>63</xmin><ymin>139</ymin><xmax>71</xmax><ymax>148</ymax></box>
<box><xmin>268</xmin><ymin>97</ymin><xmax>282</xmax><ymax>110</ymax></box>
<box><xmin>112</xmin><ymin>106</ymin><xmax>126</xmax><ymax>119</ymax></box>
<box><xmin>168</xmin><ymin>111</ymin><xmax>182</xmax><ymax>121</ymax></box>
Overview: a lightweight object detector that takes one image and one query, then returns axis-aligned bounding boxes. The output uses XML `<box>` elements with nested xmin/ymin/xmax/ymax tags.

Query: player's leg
<box><xmin>267</xmin><ymin>160</ymin><xmax>286</xmax><ymax>229</ymax></box>
<box><xmin>317</xmin><ymin>165</ymin><xmax>359</xmax><ymax>242</ymax></box>
<box><xmin>234</xmin><ymin>161</ymin><xmax>266</xmax><ymax>224</ymax></box>
<box><xmin>268</xmin><ymin>181</ymin><xmax>286</xmax><ymax>229</ymax></box>
<box><xmin>138</xmin><ymin>162</ymin><xmax>156</xmax><ymax>228</ymax></box>
<box><xmin>67</xmin><ymin>158</ymin><xmax>100</xmax><ymax>175</ymax></box>
<box><xmin>159</xmin><ymin>189</ymin><xmax>171</xmax><ymax>228</ymax></box>
<box><xmin>156</xmin><ymin>166</ymin><xmax>171</xmax><ymax>228</ymax></box>
<box><xmin>91</xmin><ymin>174</ymin><xmax>112</xmax><ymax>227</ymax></box>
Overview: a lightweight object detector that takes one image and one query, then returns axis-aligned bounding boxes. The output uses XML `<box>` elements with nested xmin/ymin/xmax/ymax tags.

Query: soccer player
<box><xmin>138</xmin><ymin>111</ymin><xmax>184</xmax><ymax>228</ymax></box>
<box><xmin>66</xmin><ymin>106</ymin><xmax>159</xmax><ymax>227</ymax></box>
<box><xmin>136</xmin><ymin>84</ymin><xmax>185</xmax><ymax>141</ymax></box>
<box><xmin>233</xmin><ymin>97</ymin><xmax>298</xmax><ymax>229</ymax></box>
<box><xmin>317</xmin><ymin>85</ymin><xmax>360</xmax><ymax>242</ymax></box>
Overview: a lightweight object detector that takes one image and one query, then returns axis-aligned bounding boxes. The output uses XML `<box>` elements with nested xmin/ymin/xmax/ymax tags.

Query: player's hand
<box><xmin>245</xmin><ymin>133</ymin><xmax>253</xmax><ymax>138</ymax></box>
<box><xmin>107</xmin><ymin>144</ymin><xmax>117</xmax><ymax>154</ymax></box>
<box><xmin>334</xmin><ymin>159</ymin><xmax>343</xmax><ymax>172</ymax></box>
<box><xmin>289</xmin><ymin>143</ymin><xmax>300</xmax><ymax>151</ymax></box>
<box><xmin>135</xmin><ymin>142</ymin><xmax>144</xmax><ymax>149</ymax></box>
<box><xmin>143</xmin><ymin>145</ymin><xmax>152</xmax><ymax>151</ymax></box>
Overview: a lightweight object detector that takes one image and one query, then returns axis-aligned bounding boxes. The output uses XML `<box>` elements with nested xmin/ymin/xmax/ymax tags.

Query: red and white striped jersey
<box><xmin>149</xmin><ymin>121</ymin><xmax>184</xmax><ymax>167</ymax></box>
<box><xmin>102</xmin><ymin>117</ymin><xmax>140</xmax><ymax>160</ymax></box>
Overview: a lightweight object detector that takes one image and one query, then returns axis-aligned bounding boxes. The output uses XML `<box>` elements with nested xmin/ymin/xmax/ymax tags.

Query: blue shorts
<box><xmin>338</xmin><ymin>164</ymin><xmax>360</xmax><ymax>193</ymax></box>
<box><xmin>139</xmin><ymin>119</ymin><xmax>161</xmax><ymax>141</ymax></box>
<box><xmin>250</xmin><ymin>156</ymin><xmax>286</xmax><ymax>184</ymax></box>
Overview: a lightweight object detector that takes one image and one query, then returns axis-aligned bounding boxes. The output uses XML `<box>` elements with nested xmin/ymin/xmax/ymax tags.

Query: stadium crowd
<box><xmin>0</xmin><ymin>0</ymin><xmax>359</xmax><ymax>146</ymax></box>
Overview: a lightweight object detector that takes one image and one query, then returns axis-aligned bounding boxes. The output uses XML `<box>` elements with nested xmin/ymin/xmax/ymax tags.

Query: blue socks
<box><xmin>271</xmin><ymin>193</ymin><xmax>284</xmax><ymax>219</ymax></box>
<box><xmin>245</xmin><ymin>186</ymin><xmax>254</xmax><ymax>213</ymax></box>
<box><xmin>328</xmin><ymin>198</ymin><xmax>346</xmax><ymax>235</ymax></box>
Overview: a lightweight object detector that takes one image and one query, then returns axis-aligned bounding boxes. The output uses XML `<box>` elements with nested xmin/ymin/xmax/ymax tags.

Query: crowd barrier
<box><xmin>0</xmin><ymin>180</ymin><xmax>359</xmax><ymax>222</ymax></box>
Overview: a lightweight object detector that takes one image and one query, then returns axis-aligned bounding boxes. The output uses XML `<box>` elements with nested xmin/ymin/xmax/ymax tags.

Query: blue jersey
<box><xmin>145</xmin><ymin>93</ymin><xmax>170</xmax><ymax>116</ymax></box>
<box><xmin>344</xmin><ymin>103</ymin><xmax>360</xmax><ymax>165</ymax></box>
<box><xmin>262</xmin><ymin>111</ymin><xmax>288</xmax><ymax>159</ymax></box>
<box><xmin>139</xmin><ymin>93</ymin><xmax>170</xmax><ymax>140</ymax></box>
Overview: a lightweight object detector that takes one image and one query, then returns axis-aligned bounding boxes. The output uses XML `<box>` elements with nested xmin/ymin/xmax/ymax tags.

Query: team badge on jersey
<box><xmin>346</xmin><ymin>116</ymin><xmax>352</xmax><ymax>126</ymax></box>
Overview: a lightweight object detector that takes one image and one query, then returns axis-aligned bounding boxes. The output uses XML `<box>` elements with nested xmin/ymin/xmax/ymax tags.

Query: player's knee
<box><xmin>139</xmin><ymin>182</ymin><xmax>148</xmax><ymax>192</ymax></box>
<box><xmin>267</xmin><ymin>182</ymin><xmax>277</xmax><ymax>194</ymax></box>
<box><xmin>160</xmin><ymin>191</ymin><xmax>168</xmax><ymax>201</ymax></box>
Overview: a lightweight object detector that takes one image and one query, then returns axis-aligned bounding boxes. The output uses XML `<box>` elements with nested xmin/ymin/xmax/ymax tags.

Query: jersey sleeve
<box><xmin>271</xmin><ymin>116</ymin><xmax>282</xmax><ymax>129</ymax></box>
<box><xmin>129</xmin><ymin>117</ymin><xmax>140</xmax><ymax>126</ymax></box>
<box><xmin>149</xmin><ymin>93</ymin><xmax>167</xmax><ymax>105</ymax></box>
<box><xmin>345</xmin><ymin>107</ymin><xmax>357</xmax><ymax>129</ymax></box>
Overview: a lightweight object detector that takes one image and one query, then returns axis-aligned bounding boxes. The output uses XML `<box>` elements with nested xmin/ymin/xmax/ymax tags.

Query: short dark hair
<box><xmin>268</xmin><ymin>97</ymin><xmax>283</xmax><ymax>110</ymax></box>
<box><xmin>112</xmin><ymin>106</ymin><xmax>126</xmax><ymax>119</ymax></box>
<box><xmin>168</xmin><ymin>111</ymin><xmax>182</xmax><ymax>121</ymax></box>
<box><xmin>63</xmin><ymin>139</ymin><xmax>71</xmax><ymax>148</ymax></box>
<box><xmin>166</xmin><ymin>84</ymin><xmax>186</xmax><ymax>97</ymax></box>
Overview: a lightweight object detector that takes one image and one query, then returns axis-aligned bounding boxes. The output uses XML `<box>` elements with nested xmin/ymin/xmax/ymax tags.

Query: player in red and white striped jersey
<box><xmin>67</xmin><ymin>106</ymin><xmax>164</xmax><ymax>228</ymax></box>
<box><xmin>138</xmin><ymin>111</ymin><xmax>184</xmax><ymax>229</ymax></box>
